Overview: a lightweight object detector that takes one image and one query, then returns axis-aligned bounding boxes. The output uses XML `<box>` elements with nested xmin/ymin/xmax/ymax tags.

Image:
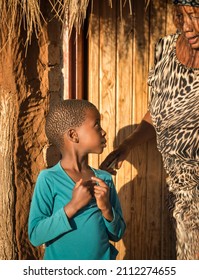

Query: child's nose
<box><xmin>101</xmin><ymin>128</ymin><xmax>106</xmax><ymax>136</ymax></box>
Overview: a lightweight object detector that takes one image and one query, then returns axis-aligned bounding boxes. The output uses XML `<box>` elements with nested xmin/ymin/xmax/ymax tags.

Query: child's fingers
<box><xmin>94</xmin><ymin>185</ymin><xmax>108</xmax><ymax>192</ymax></box>
<box><xmin>93</xmin><ymin>187</ymin><xmax>103</xmax><ymax>195</ymax></box>
<box><xmin>91</xmin><ymin>176</ymin><xmax>107</xmax><ymax>187</ymax></box>
<box><xmin>94</xmin><ymin>186</ymin><xmax>109</xmax><ymax>198</ymax></box>
<box><xmin>74</xmin><ymin>178</ymin><xmax>83</xmax><ymax>189</ymax></box>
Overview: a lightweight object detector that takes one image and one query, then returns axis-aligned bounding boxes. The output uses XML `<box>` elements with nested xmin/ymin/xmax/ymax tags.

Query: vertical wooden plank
<box><xmin>130</xmin><ymin>0</ymin><xmax>150</xmax><ymax>259</ymax></box>
<box><xmin>88</xmin><ymin>0</ymin><xmax>100</xmax><ymax>168</ymax></box>
<box><xmin>98</xmin><ymin>1</ymin><xmax>118</xmax><ymax>254</ymax></box>
<box><xmin>115</xmin><ymin>1</ymin><xmax>133</xmax><ymax>260</ymax></box>
<box><xmin>98</xmin><ymin>0</ymin><xmax>117</xmax><ymax>166</ymax></box>
<box><xmin>76</xmin><ymin>31</ymin><xmax>84</xmax><ymax>99</ymax></box>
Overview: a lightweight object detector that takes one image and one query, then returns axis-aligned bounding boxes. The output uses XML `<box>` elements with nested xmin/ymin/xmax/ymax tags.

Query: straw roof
<box><xmin>0</xmin><ymin>0</ymin><xmax>151</xmax><ymax>47</ymax></box>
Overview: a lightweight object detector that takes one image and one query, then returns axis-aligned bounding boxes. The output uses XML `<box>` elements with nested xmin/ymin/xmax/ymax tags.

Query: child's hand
<box><xmin>64</xmin><ymin>179</ymin><xmax>92</xmax><ymax>218</ymax></box>
<box><xmin>91</xmin><ymin>176</ymin><xmax>113</xmax><ymax>221</ymax></box>
<box><xmin>72</xmin><ymin>179</ymin><xmax>93</xmax><ymax>207</ymax></box>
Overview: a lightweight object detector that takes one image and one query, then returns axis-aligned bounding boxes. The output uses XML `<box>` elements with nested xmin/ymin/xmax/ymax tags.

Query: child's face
<box><xmin>76</xmin><ymin>108</ymin><xmax>106</xmax><ymax>154</ymax></box>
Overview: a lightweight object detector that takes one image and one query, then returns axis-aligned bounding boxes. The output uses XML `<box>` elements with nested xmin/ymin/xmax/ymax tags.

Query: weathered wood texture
<box><xmin>88</xmin><ymin>0</ymin><xmax>176</xmax><ymax>259</ymax></box>
<box><xmin>0</xmin><ymin>89</ymin><xmax>17</xmax><ymax>260</ymax></box>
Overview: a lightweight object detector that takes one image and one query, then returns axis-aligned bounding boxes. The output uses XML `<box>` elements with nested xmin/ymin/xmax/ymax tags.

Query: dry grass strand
<box><xmin>0</xmin><ymin>0</ymin><xmax>151</xmax><ymax>47</ymax></box>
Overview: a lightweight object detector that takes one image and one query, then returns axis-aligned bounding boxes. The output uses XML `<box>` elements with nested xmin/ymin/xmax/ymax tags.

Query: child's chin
<box><xmin>92</xmin><ymin>147</ymin><xmax>104</xmax><ymax>154</ymax></box>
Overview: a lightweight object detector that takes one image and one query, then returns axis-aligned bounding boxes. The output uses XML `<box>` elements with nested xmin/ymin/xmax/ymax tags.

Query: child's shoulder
<box><xmin>37</xmin><ymin>162</ymin><xmax>61</xmax><ymax>180</ymax></box>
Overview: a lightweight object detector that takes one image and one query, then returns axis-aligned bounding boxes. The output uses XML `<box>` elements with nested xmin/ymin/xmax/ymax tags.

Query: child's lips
<box><xmin>101</xmin><ymin>140</ymin><xmax>107</xmax><ymax>147</ymax></box>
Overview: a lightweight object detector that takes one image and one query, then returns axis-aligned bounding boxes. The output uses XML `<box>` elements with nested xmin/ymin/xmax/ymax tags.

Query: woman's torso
<box><xmin>148</xmin><ymin>33</ymin><xmax>199</xmax><ymax>190</ymax></box>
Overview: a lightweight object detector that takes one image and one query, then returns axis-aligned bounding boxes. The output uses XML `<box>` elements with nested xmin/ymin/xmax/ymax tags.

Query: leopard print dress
<box><xmin>148</xmin><ymin>33</ymin><xmax>199</xmax><ymax>260</ymax></box>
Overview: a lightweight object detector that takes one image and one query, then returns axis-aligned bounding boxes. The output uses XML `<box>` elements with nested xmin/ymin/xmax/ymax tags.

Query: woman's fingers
<box><xmin>99</xmin><ymin>150</ymin><xmax>120</xmax><ymax>169</ymax></box>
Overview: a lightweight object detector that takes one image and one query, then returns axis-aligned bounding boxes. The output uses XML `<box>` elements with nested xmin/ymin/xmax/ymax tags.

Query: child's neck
<box><xmin>61</xmin><ymin>156</ymin><xmax>87</xmax><ymax>172</ymax></box>
<box><xmin>60</xmin><ymin>153</ymin><xmax>95</xmax><ymax>183</ymax></box>
<box><xmin>61</xmin><ymin>149</ymin><xmax>88</xmax><ymax>169</ymax></box>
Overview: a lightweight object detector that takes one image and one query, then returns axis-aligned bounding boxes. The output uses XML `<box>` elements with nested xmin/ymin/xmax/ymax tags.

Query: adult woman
<box><xmin>100</xmin><ymin>0</ymin><xmax>199</xmax><ymax>260</ymax></box>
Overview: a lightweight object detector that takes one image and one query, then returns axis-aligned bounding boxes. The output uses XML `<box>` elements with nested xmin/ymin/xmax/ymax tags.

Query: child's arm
<box><xmin>28</xmin><ymin>173</ymin><xmax>92</xmax><ymax>247</ymax></box>
<box><xmin>92</xmin><ymin>176</ymin><xmax>126</xmax><ymax>242</ymax></box>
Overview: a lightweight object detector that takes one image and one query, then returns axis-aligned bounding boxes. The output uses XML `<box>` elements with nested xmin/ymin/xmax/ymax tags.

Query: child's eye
<box><xmin>95</xmin><ymin>122</ymin><xmax>101</xmax><ymax>130</ymax></box>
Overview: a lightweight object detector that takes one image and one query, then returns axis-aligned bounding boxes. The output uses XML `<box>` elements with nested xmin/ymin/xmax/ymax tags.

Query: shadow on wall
<box><xmin>113</xmin><ymin>124</ymin><xmax>176</xmax><ymax>260</ymax></box>
<box><xmin>45</xmin><ymin>144</ymin><xmax>62</xmax><ymax>168</ymax></box>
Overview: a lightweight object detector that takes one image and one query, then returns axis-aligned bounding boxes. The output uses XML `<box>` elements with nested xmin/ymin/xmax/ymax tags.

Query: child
<box><xmin>28</xmin><ymin>99</ymin><xmax>126</xmax><ymax>260</ymax></box>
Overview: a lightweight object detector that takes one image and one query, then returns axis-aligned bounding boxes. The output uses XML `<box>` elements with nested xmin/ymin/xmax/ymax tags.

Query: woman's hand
<box><xmin>100</xmin><ymin>112</ymin><xmax>155</xmax><ymax>175</ymax></box>
<box><xmin>99</xmin><ymin>142</ymin><xmax>131</xmax><ymax>174</ymax></box>
<box><xmin>91</xmin><ymin>176</ymin><xmax>113</xmax><ymax>221</ymax></box>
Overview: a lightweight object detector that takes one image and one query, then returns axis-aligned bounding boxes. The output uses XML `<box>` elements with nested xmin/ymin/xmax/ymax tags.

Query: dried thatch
<box><xmin>0</xmin><ymin>0</ymin><xmax>150</xmax><ymax>47</ymax></box>
<box><xmin>0</xmin><ymin>0</ymin><xmax>44</xmax><ymax>47</ymax></box>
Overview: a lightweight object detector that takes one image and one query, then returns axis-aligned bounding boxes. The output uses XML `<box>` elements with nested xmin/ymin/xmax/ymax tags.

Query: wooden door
<box><xmin>87</xmin><ymin>0</ymin><xmax>176</xmax><ymax>259</ymax></box>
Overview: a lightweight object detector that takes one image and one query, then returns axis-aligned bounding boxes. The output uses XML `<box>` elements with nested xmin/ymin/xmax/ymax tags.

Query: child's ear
<box><xmin>66</xmin><ymin>129</ymin><xmax>79</xmax><ymax>143</ymax></box>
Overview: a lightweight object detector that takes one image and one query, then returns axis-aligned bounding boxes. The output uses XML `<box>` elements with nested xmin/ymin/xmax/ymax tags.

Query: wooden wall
<box><xmin>87</xmin><ymin>0</ymin><xmax>176</xmax><ymax>259</ymax></box>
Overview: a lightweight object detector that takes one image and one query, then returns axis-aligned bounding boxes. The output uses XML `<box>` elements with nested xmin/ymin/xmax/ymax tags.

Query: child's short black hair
<box><xmin>45</xmin><ymin>99</ymin><xmax>97</xmax><ymax>151</ymax></box>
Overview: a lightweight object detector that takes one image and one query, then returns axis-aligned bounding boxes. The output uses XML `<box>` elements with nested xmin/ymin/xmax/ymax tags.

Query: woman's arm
<box><xmin>100</xmin><ymin>111</ymin><xmax>156</xmax><ymax>173</ymax></box>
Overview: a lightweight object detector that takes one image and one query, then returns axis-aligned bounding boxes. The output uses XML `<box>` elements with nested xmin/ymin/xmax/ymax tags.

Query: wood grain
<box><xmin>88</xmin><ymin>0</ymin><xmax>176</xmax><ymax>260</ymax></box>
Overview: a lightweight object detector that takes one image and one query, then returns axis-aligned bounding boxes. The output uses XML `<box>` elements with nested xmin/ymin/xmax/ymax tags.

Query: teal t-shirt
<box><xmin>28</xmin><ymin>161</ymin><xmax>126</xmax><ymax>260</ymax></box>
